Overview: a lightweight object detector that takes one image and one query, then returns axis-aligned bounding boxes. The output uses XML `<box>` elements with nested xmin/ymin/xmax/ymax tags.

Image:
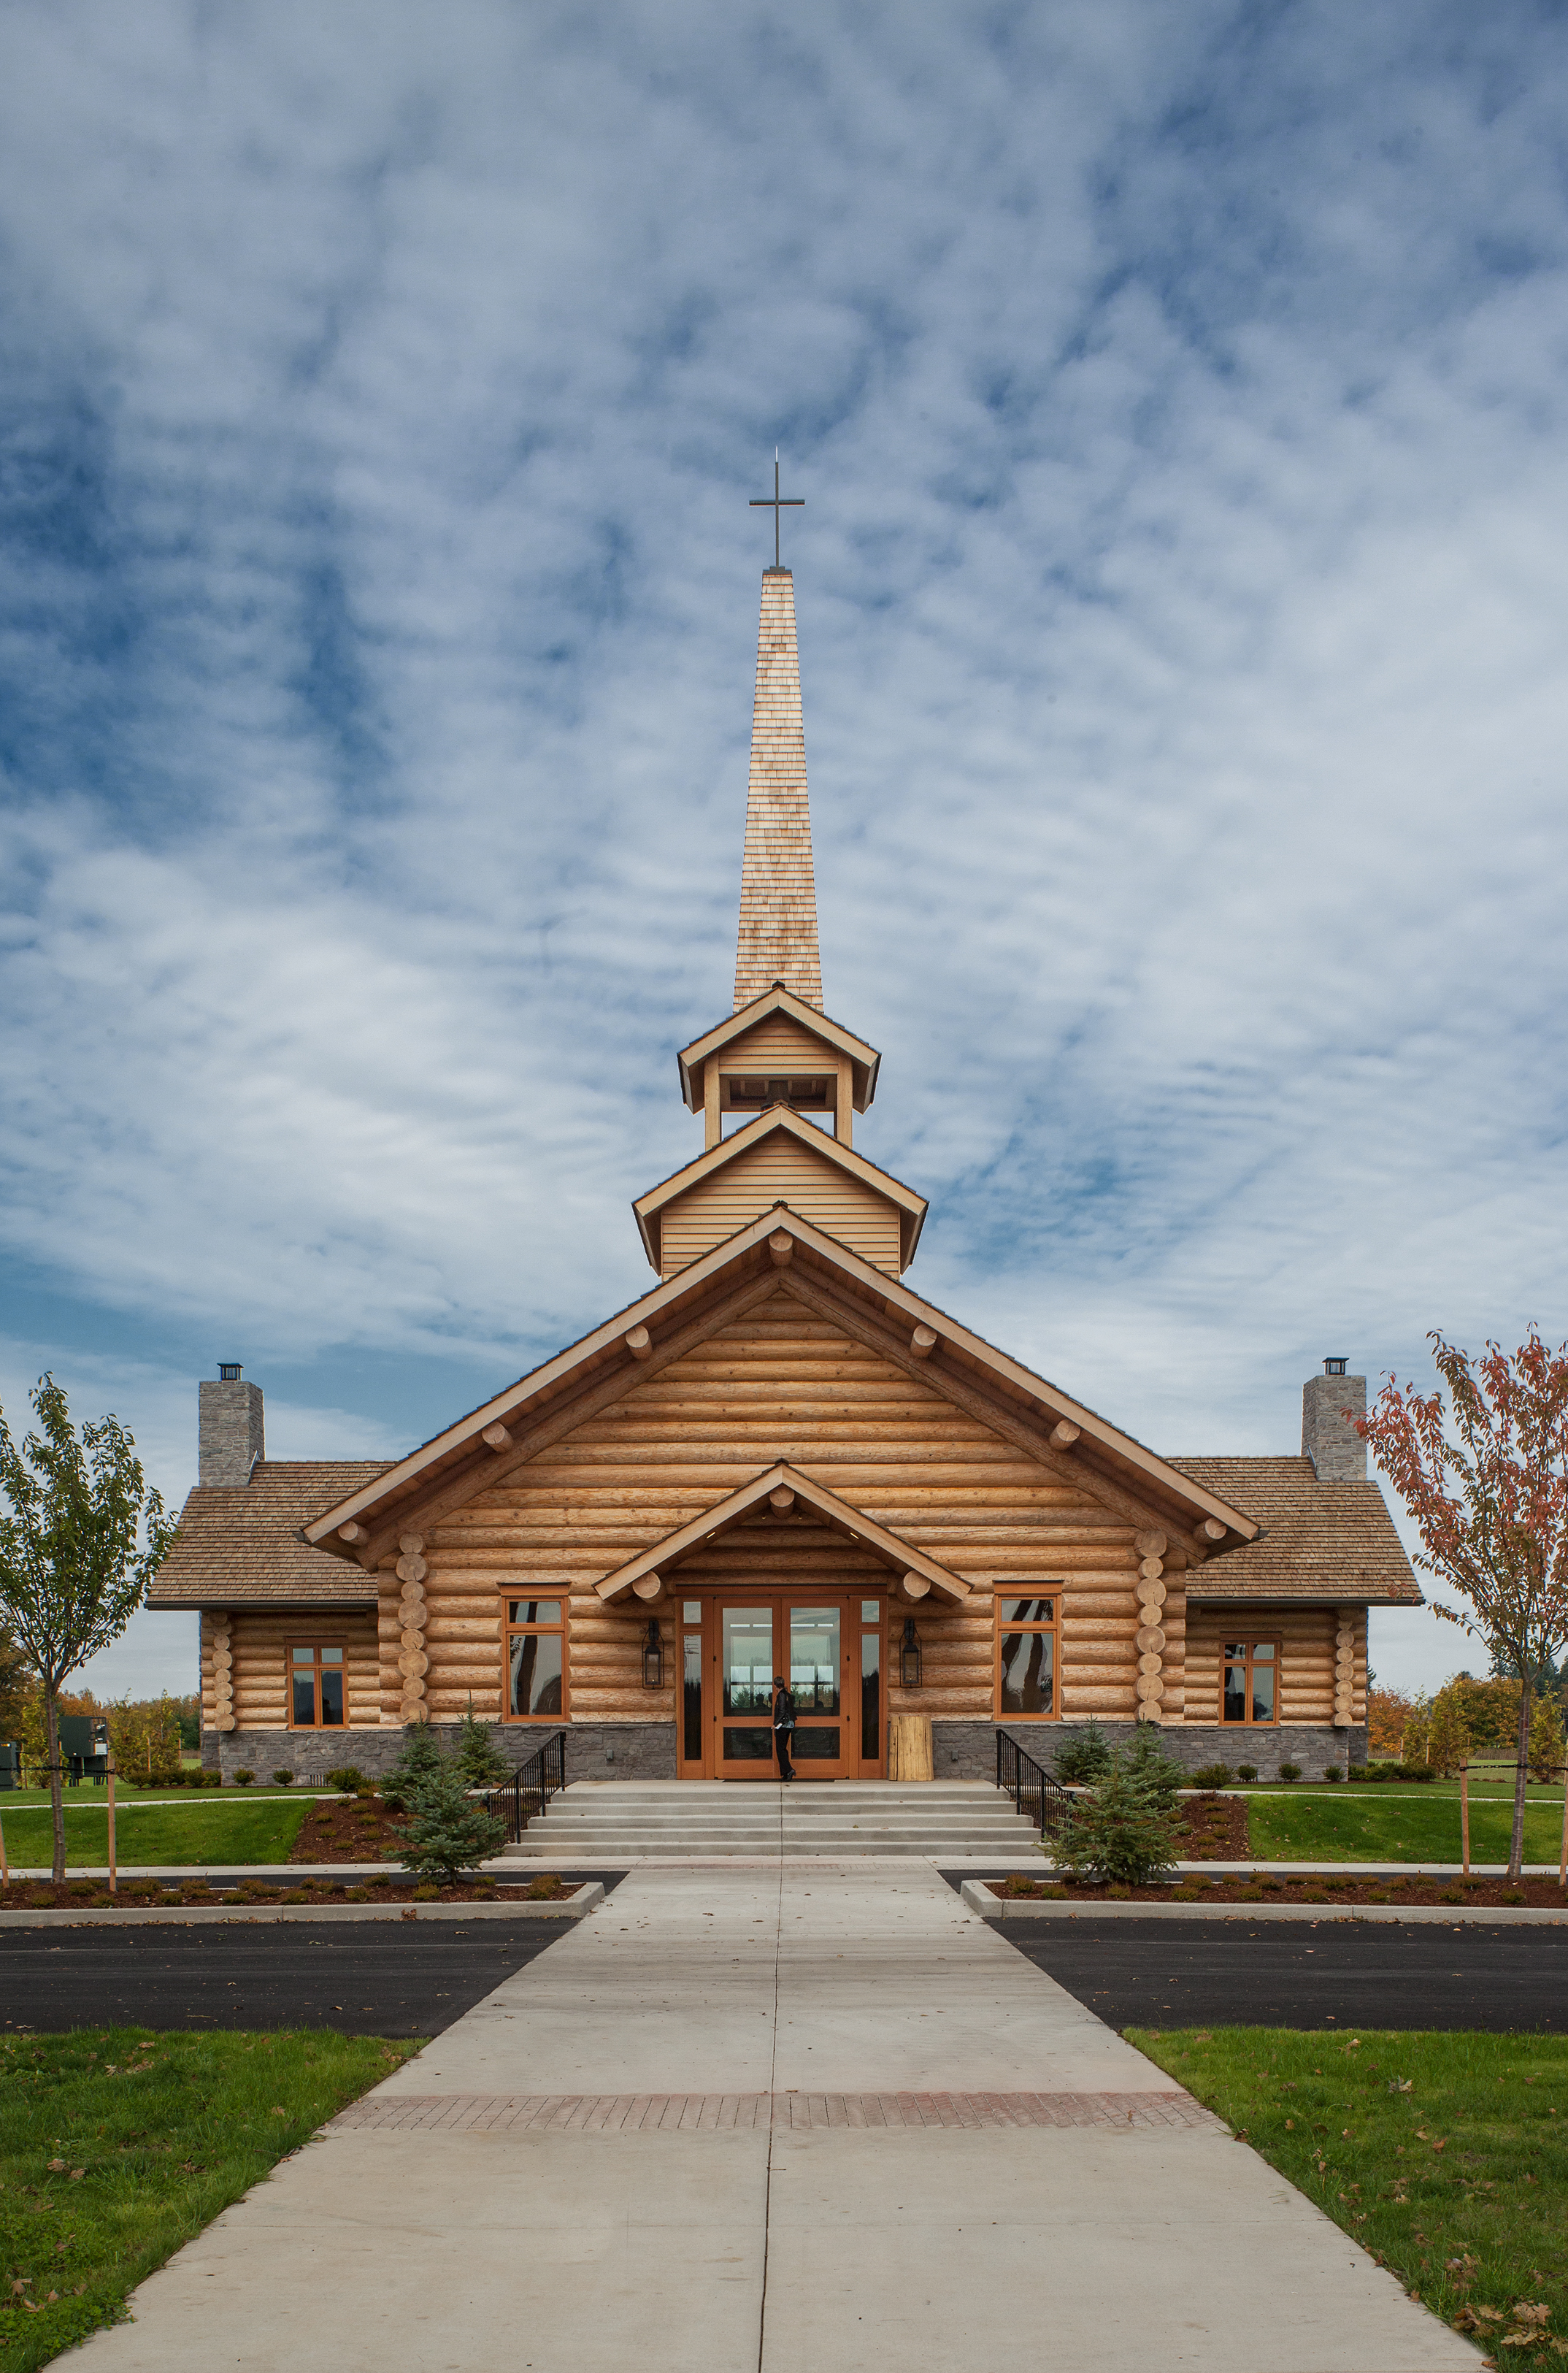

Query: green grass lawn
<box><xmin>0</xmin><ymin>1798</ymin><xmax>310</xmax><ymax>1867</ymax></box>
<box><xmin>1244</xmin><ymin>1790</ymin><xmax>1567</xmax><ymax>1865</ymax></box>
<box><xmin>1132</xmin><ymin>2028</ymin><xmax>1568</xmax><ymax>2353</ymax></box>
<box><xmin>0</xmin><ymin>2026</ymin><xmax>418</xmax><ymax>2368</ymax></box>
<box><xmin>0</xmin><ymin>1785</ymin><xmax>331</xmax><ymax>1808</ymax></box>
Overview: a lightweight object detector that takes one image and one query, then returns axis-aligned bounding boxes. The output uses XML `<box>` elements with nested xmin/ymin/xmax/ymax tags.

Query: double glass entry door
<box><xmin>677</xmin><ymin>1595</ymin><xmax>884</xmax><ymax>1779</ymax></box>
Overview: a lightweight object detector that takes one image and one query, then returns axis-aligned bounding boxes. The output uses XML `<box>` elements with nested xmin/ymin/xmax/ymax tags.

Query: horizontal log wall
<box><xmin>1184</xmin><ymin>1606</ymin><xmax>1366</xmax><ymax>1727</ymax></box>
<box><xmin>659</xmin><ymin>1140</ymin><xmax>902</xmax><ymax>1276</ymax></box>
<box><xmin>220</xmin><ymin>1609</ymin><xmax>380</xmax><ymax>1735</ymax></box>
<box><xmin>409</xmin><ymin>1299</ymin><xmax>1172</xmax><ymax>1728</ymax></box>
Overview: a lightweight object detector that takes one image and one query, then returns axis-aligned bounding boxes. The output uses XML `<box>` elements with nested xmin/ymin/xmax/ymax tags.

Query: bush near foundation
<box><xmin>1053</xmin><ymin>1745</ymin><xmax>1180</xmax><ymax>1889</ymax></box>
<box><xmin>1188</xmin><ymin>1761</ymin><xmax>1234</xmax><ymax>1789</ymax></box>
<box><xmin>389</xmin><ymin>1761</ymin><xmax>507</xmax><ymax>1885</ymax></box>
<box><xmin>1050</xmin><ymin>1720</ymin><xmax>1113</xmax><ymax>1786</ymax></box>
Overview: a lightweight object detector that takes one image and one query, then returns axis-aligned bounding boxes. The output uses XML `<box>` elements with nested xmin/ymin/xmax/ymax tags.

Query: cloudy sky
<box><xmin>2</xmin><ymin>2</ymin><xmax>1564</xmax><ymax>1701</ymax></box>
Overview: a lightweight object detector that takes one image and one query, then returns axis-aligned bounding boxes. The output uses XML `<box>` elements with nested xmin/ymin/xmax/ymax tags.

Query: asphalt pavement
<box><xmin>0</xmin><ymin>1919</ymin><xmax>574</xmax><ymax>2035</ymax></box>
<box><xmin>999</xmin><ymin>1914</ymin><xmax>1568</xmax><ymax>2029</ymax></box>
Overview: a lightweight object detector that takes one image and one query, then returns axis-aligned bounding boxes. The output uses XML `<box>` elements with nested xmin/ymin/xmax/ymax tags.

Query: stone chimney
<box><xmin>1302</xmin><ymin>1358</ymin><xmax>1367</xmax><ymax>1482</ymax></box>
<box><xmin>199</xmin><ymin>1365</ymin><xmax>264</xmax><ymax>1487</ymax></box>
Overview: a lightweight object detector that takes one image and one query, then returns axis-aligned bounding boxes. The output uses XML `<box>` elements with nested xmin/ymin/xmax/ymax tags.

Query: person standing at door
<box><xmin>772</xmin><ymin>1675</ymin><xmax>796</xmax><ymax>1782</ymax></box>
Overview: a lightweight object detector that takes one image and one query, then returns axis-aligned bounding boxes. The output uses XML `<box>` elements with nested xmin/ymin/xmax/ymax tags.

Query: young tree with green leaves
<box><xmin>0</xmin><ymin>1377</ymin><xmax>174</xmax><ymax>1879</ymax></box>
<box><xmin>0</xmin><ymin>1624</ymin><xmax>34</xmax><ymax>1740</ymax></box>
<box><xmin>1361</xmin><ymin>1327</ymin><xmax>1568</xmax><ymax>1879</ymax></box>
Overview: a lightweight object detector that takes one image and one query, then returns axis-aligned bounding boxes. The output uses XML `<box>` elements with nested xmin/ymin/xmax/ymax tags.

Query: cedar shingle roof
<box><xmin>1170</xmin><ymin>1457</ymin><xmax>1421</xmax><ymax>1604</ymax></box>
<box><xmin>146</xmin><ymin>1463</ymin><xmax>389</xmax><ymax>1609</ymax></box>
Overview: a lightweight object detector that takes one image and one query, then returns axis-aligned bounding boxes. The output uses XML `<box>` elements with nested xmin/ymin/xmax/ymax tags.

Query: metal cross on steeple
<box><xmin>749</xmin><ymin>452</ymin><xmax>804</xmax><ymax>570</ymax></box>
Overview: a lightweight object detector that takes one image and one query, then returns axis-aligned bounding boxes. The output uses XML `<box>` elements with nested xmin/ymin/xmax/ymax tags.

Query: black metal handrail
<box><xmin>996</xmin><ymin>1730</ymin><xmax>1075</xmax><ymax>1840</ymax></box>
<box><xmin>483</xmin><ymin>1731</ymin><xmax>567</xmax><ymax>1843</ymax></box>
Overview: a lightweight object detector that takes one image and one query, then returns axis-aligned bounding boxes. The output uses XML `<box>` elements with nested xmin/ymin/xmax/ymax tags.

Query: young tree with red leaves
<box><xmin>1359</xmin><ymin>1328</ymin><xmax>1568</xmax><ymax>1881</ymax></box>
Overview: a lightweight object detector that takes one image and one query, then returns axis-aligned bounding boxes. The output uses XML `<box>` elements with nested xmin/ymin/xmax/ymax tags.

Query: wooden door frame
<box><xmin>675</xmin><ymin>1590</ymin><xmax>886</xmax><ymax>1780</ymax></box>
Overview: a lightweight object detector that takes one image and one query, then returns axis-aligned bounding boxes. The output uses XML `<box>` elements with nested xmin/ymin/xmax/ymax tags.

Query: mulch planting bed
<box><xmin>988</xmin><ymin>1874</ymin><xmax>1568</xmax><ymax>1907</ymax></box>
<box><xmin>288</xmin><ymin>1793</ymin><xmax>406</xmax><ymax>1862</ymax></box>
<box><xmin>0</xmin><ymin>1877</ymin><xmax>582</xmax><ymax>1911</ymax></box>
<box><xmin>1174</xmin><ymin>1791</ymin><xmax>1250</xmax><ymax>1858</ymax></box>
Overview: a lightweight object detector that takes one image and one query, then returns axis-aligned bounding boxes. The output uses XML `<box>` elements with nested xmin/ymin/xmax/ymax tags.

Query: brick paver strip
<box><xmin>331</xmin><ymin>2089</ymin><xmax>1219</xmax><ymax>2134</ymax></box>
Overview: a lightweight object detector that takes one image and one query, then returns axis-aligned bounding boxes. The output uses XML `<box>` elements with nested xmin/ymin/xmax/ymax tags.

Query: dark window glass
<box><xmin>1000</xmin><ymin>1598</ymin><xmax>1056</xmax><ymax>1625</ymax></box>
<box><xmin>507</xmin><ymin>1600</ymin><xmax>561</xmax><ymax>1627</ymax></box>
<box><xmin>319</xmin><ymin>1668</ymin><xmax>345</xmax><ymax>1725</ymax></box>
<box><xmin>793</xmin><ymin>1728</ymin><xmax>840</xmax><ymax>1759</ymax></box>
<box><xmin>861</xmin><ymin>1630</ymin><xmax>880</xmax><ymax>1761</ymax></box>
<box><xmin>509</xmin><ymin>1631</ymin><xmax>563</xmax><ymax>1720</ymax></box>
<box><xmin>999</xmin><ymin>1630</ymin><xmax>1055</xmax><ymax>1717</ymax></box>
<box><xmin>1222</xmin><ymin>1643</ymin><xmax>1277</xmax><ymax>1723</ymax></box>
<box><xmin>721</xmin><ymin>1726</ymin><xmax>773</xmax><ymax>1760</ymax></box>
<box><xmin>292</xmin><ymin>1670</ymin><xmax>317</xmax><ymax>1725</ymax></box>
<box><xmin>683</xmin><ymin>1633</ymin><xmax>703</xmax><ymax>1763</ymax></box>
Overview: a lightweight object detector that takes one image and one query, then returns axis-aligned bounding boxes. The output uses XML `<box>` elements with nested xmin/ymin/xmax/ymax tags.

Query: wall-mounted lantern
<box><xmin>900</xmin><ymin>1617</ymin><xmax>923</xmax><ymax>1690</ymax></box>
<box><xmin>642</xmin><ymin>1618</ymin><xmax>665</xmax><ymax>1690</ymax></box>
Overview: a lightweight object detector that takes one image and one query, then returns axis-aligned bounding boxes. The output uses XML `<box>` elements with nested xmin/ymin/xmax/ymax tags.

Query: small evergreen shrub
<box><xmin>1236</xmin><ymin>1763</ymin><xmax>1258</xmax><ymax>1783</ymax></box>
<box><xmin>414</xmin><ymin>1883</ymin><xmax>441</xmax><ymax>1901</ymax></box>
<box><xmin>1188</xmin><ymin>1762</ymin><xmax>1234</xmax><ymax>1790</ymax></box>
<box><xmin>326</xmin><ymin>1765</ymin><xmax>367</xmax><ymax>1794</ymax></box>
<box><xmin>455</xmin><ymin>1702</ymin><xmax>510</xmax><ymax>1790</ymax></box>
<box><xmin>1054</xmin><ymin>1748</ymin><xmax>1180</xmax><ymax>1889</ymax></box>
<box><xmin>1051</xmin><ymin>1720</ymin><xmax>1114</xmax><ymax>1787</ymax></box>
<box><xmin>272</xmin><ymin>1768</ymin><xmax>295</xmax><ymax>1786</ymax></box>
<box><xmin>381</xmin><ymin>1723</ymin><xmax>444</xmax><ymax>1811</ymax></box>
<box><xmin>391</xmin><ymin>1760</ymin><xmax>507</xmax><ymax>1885</ymax></box>
<box><xmin>232</xmin><ymin>1768</ymin><xmax>255</xmax><ymax>1787</ymax></box>
<box><xmin>526</xmin><ymin>1871</ymin><xmax>565</xmax><ymax>1900</ymax></box>
<box><xmin>1323</xmin><ymin>1766</ymin><xmax>1342</xmax><ymax>1782</ymax></box>
<box><xmin>1278</xmin><ymin>1763</ymin><xmax>1302</xmax><ymax>1783</ymax></box>
<box><xmin>1120</xmin><ymin>1725</ymin><xmax>1184</xmax><ymax>1814</ymax></box>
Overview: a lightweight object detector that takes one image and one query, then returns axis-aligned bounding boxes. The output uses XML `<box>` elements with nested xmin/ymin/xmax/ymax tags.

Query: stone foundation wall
<box><xmin>215</xmin><ymin>1717</ymin><xmax>1363</xmax><ymax>1787</ymax></box>
<box><xmin>215</xmin><ymin>1720</ymin><xmax>675</xmax><ymax>1786</ymax></box>
<box><xmin>933</xmin><ymin>1719</ymin><xmax>1366</xmax><ymax>1784</ymax></box>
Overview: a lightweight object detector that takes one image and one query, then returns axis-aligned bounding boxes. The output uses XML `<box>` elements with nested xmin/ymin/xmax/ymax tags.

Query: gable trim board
<box><xmin>298</xmin><ymin>1210</ymin><xmax>1261</xmax><ymax>1571</ymax></box>
<box><xmin>593</xmin><ymin>1461</ymin><xmax>971</xmax><ymax>1606</ymax></box>
<box><xmin>677</xmin><ymin>983</ymin><xmax>880</xmax><ymax>1113</ymax></box>
<box><xmin>633</xmin><ymin>1104</ymin><xmax>926</xmax><ymax>1274</ymax></box>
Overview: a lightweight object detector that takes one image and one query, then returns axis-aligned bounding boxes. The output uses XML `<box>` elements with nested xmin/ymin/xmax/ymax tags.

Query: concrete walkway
<box><xmin>72</xmin><ymin>1866</ymin><xmax>1479</xmax><ymax>2372</ymax></box>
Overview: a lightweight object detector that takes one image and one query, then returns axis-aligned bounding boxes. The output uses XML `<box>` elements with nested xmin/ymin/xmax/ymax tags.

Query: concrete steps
<box><xmin>501</xmin><ymin>1779</ymin><xmax>1044</xmax><ymax>1859</ymax></box>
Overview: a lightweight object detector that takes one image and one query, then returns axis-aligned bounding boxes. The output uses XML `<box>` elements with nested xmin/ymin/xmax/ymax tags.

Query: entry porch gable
<box><xmin>593</xmin><ymin>1461</ymin><xmax>971</xmax><ymax>1608</ymax></box>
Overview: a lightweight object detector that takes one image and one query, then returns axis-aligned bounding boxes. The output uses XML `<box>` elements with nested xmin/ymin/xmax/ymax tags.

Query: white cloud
<box><xmin>1</xmin><ymin>3</ymin><xmax>1566</xmax><ymax>1697</ymax></box>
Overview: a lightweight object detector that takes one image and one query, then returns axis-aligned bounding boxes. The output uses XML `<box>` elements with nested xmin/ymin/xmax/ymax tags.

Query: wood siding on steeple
<box><xmin>734</xmin><ymin>569</ymin><xmax>823</xmax><ymax>1013</ymax></box>
<box><xmin>657</xmin><ymin>1130</ymin><xmax>904</xmax><ymax>1276</ymax></box>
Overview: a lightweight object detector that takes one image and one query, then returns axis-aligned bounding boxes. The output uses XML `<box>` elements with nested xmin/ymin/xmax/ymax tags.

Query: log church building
<box><xmin>152</xmin><ymin>564</ymin><xmax>1419</xmax><ymax>1784</ymax></box>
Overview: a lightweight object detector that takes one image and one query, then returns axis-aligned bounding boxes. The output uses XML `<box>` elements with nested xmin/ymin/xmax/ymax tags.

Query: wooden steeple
<box><xmin>639</xmin><ymin>566</ymin><xmax>915</xmax><ymax>1276</ymax></box>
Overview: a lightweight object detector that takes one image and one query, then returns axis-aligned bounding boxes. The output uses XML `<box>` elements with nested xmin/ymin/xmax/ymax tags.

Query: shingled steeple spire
<box><xmin>734</xmin><ymin>567</ymin><xmax>823</xmax><ymax>1012</ymax></box>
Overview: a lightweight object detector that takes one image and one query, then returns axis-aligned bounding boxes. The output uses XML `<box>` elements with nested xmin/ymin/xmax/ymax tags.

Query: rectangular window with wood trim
<box><xmin>1222</xmin><ymin>1639</ymin><xmax>1279</xmax><ymax>1725</ymax></box>
<box><xmin>994</xmin><ymin>1591</ymin><xmax>1060</xmax><ymax>1720</ymax></box>
<box><xmin>505</xmin><ymin>1599</ymin><xmax>567</xmax><ymax>1721</ymax></box>
<box><xmin>290</xmin><ymin>1645</ymin><xmax>345</xmax><ymax>1728</ymax></box>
